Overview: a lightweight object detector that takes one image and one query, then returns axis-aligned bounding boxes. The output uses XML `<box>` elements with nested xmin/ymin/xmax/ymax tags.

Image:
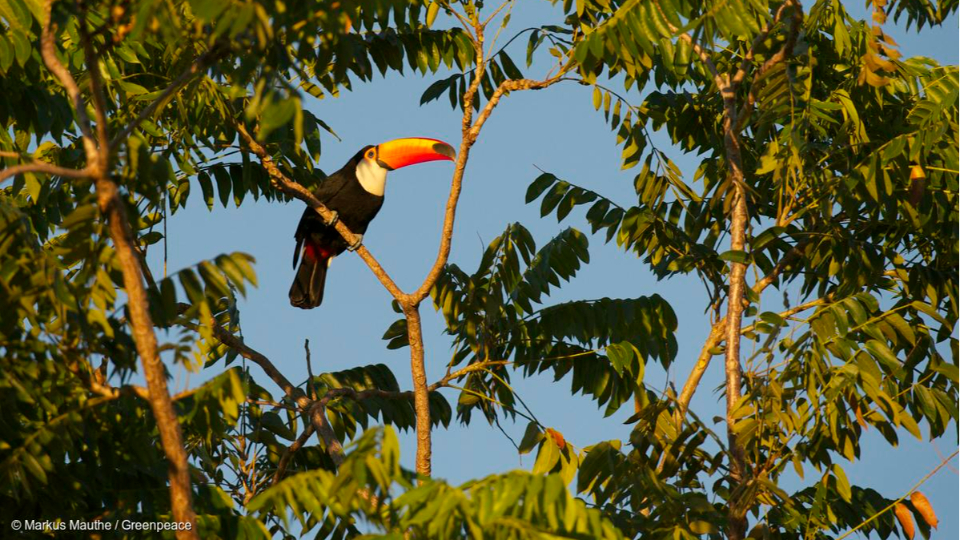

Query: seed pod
<box><xmin>910</xmin><ymin>491</ymin><xmax>938</xmax><ymax>530</ymax></box>
<box><xmin>894</xmin><ymin>502</ymin><xmax>915</xmax><ymax>540</ymax></box>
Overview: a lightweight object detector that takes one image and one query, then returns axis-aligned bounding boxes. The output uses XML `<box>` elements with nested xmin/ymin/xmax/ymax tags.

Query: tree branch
<box><xmin>104</xmin><ymin>187</ymin><xmax>201</xmax><ymax>530</ymax></box>
<box><xmin>740</xmin><ymin>297</ymin><xmax>825</xmax><ymax>336</ymax></box>
<box><xmin>403</xmin><ymin>305</ymin><xmax>432</xmax><ymax>476</ymax></box>
<box><xmin>676</xmin><ymin>244</ymin><xmax>806</xmax><ymax>421</ymax></box>
<box><xmin>0</xmin><ymin>162</ymin><xmax>93</xmax><ymax>184</ymax></box>
<box><xmin>212</xmin><ymin>323</ymin><xmax>306</xmax><ymax>406</ymax></box>
<box><xmin>661</xmin><ymin>11</ymin><xmax>807</xmax><ymax>518</ymax></box>
<box><xmin>42</xmin><ymin>1</ymin><xmax>198</xmax><ymax>534</ymax></box>
<box><xmin>271</xmin><ymin>424</ymin><xmax>315</xmax><ymax>485</ymax></box>
<box><xmin>95</xmin><ymin>179</ymin><xmax>199</xmax><ymax>539</ymax></box>
<box><xmin>410</xmin><ymin>72</ymin><xmax>570</xmax><ymax>304</ymax></box>
<box><xmin>210</xmin><ymin>323</ymin><xmax>347</xmax><ymax>467</ymax></box>
<box><xmin>308</xmin><ymin>402</ymin><xmax>345</xmax><ymax>467</ymax></box>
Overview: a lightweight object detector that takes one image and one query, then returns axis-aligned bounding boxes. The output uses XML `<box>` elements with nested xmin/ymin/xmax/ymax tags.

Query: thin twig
<box><xmin>835</xmin><ymin>451</ymin><xmax>958</xmax><ymax>540</ymax></box>
<box><xmin>0</xmin><ymin>162</ymin><xmax>93</xmax><ymax>184</ymax></box>
<box><xmin>305</xmin><ymin>339</ymin><xmax>316</xmax><ymax>401</ymax></box>
<box><xmin>271</xmin><ymin>424</ymin><xmax>315</xmax><ymax>485</ymax></box>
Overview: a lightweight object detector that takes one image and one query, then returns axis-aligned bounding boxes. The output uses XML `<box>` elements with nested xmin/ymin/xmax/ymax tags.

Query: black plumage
<box><xmin>289</xmin><ymin>146</ymin><xmax>384</xmax><ymax>308</ymax></box>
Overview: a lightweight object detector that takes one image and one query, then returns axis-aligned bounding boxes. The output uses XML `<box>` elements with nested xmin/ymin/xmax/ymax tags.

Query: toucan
<box><xmin>289</xmin><ymin>137</ymin><xmax>456</xmax><ymax>309</ymax></box>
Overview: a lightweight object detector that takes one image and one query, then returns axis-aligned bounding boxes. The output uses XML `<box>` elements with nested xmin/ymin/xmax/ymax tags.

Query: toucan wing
<box><xmin>292</xmin><ymin>173</ymin><xmax>350</xmax><ymax>268</ymax></box>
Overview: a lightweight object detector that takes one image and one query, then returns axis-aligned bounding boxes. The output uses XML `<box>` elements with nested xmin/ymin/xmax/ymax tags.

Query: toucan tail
<box><xmin>289</xmin><ymin>256</ymin><xmax>328</xmax><ymax>309</ymax></box>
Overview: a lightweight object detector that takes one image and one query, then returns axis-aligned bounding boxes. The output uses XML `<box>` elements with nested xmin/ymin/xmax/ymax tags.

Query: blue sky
<box><xmin>146</xmin><ymin>1</ymin><xmax>958</xmax><ymax>536</ymax></box>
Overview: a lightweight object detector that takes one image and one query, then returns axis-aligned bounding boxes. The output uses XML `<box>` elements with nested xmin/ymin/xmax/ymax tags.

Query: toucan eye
<box><xmin>366</xmin><ymin>150</ymin><xmax>375</xmax><ymax>159</ymax></box>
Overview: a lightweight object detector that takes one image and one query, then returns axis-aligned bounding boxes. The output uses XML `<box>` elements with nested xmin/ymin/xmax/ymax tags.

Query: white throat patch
<box><xmin>356</xmin><ymin>159</ymin><xmax>388</xmax><ymax>196</ymax></box>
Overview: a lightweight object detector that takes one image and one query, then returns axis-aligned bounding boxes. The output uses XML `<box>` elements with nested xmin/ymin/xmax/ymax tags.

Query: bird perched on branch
<box><xmin>289</xmin><ymin>137</ymin><xmax>456</xmax><ymax>309</ymax></box>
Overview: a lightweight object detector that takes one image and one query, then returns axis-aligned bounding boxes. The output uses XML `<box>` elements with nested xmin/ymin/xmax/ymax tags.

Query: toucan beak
<box><xmin>375</xmin><ymin>138</ymin><xmax>456</xmax><ymax>171</ymax></box>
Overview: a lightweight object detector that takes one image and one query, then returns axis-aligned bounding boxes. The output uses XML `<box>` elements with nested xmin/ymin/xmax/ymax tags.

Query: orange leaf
<box><xmin>854</xmin><ymin>402</ymin><xmax>868</xmax><ymax>429</ymax></box>
<box><xmin>910</xmin><ymin>492</ymin><xmax>938</xmax><ymax>530</ymax></box>
<box><xmin>894</xmin><ymin>503</ymin><xmax>915</xmax><ymax>540</ymax></box>
<box><xmin>545</xmin><ymin>428</ymin><xmax>566</xmax><ymax>450</ymax></box>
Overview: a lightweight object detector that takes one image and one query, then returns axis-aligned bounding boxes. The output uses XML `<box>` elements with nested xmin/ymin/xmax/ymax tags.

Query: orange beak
<box><xmin>374</xmin><ymin>138</ymin><xmax>456</xmax><ymax>171</ymax></box>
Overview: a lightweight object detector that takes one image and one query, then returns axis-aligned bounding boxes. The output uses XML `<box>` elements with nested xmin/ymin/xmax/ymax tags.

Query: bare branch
<box><xmin>410</xmin><ymin>72</ymin><xmax>570</xmax><ymax>305</ymax></box>
<box><xmin>212</xmin><ymin>323</ymin><xmax>306</xmax><ymax>406</ymax></box>
<box><xmin>429</xmin><ymin>360</ymin><xmax>510</xmax><ymax>392</ymax></box>
<box><xmin>0</xmin><ymin>162</ymin><xmax>93</xmax><ymax>184</ymax></box>
<box><xmin>676</xmin><ymin>244</ymin><xmax>806</xmax><ymax>421</ymax></box>
<box><xmin>305</xmin><ymin>339</ymin><xmax>316</xmax><ymax>401</ymax></box>
<box><xmin>404</xmin><ymin>306</ymin><xmax>432</xmax><ymax>476</ymax></box>
<box><xmin>675</xmin><ymin>323</ymin><xmax>725</xmax><ymax>422</ymax></box>
<box><xmin>481</xmin><ymin>0</ymin><xmax>513</xmax><ymax>28</ymax></box>
<box><xmin>211</xmin><ymin>323</ymin><xmax>348</xmax><ymax>467</ymax></box>
<box><xmin>836</xmin><ymin>450</ymin><xmax>959</xmax><ymax>540</ymax></box>
<box><xmin>271</xmin><ymin>424</ymin><xmax>315</xmax><ymax>485</ymax></box>
<box><xmin>96</xmin><ymin>178</ymin><xmax>199</xmax><ymax>539</ymax></box>
<box><xmin>308</xmin><ymin>402</ymin><xmax>345</xmax><ymax>467</ymax></box>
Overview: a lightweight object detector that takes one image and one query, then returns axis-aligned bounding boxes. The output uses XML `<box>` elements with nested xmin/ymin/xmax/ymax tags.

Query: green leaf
<box><xmin>526</xmin><ymin>172</ymin><xmax>557</xmax><ymax>203</ymax></box>
<box><xmin>718</xmin><ymin>250</ymin><xmax>751</xmax><ymax>264</ymax></box>
<box><xmin>197</xmin><ymin>171</ymin><xmax>215</xmax><ymax>210</ymax></box>
<box><xmin>22</xmin><ymin>453</ymin><xmax>47</xmax><ymax>484</ymax></box>
<box><xmin>865</xmin><ymin>340</ymin><xmax>900</xmax><ymax>372</ymax></box>
<box><xmin>518</xmin><ymin>421</ymin><xmax>543</xmax><ymax>455</ymax></box>
<box><xmin>533</xmin><ymin>437</ymin><xmax>560</xmax><ymax>474</ymax></box>
<box><xmin>259</xmin><ymin>96</ymin><xmax>298</xmax><ymax>139</ymax></box>
<box><xmin>499</xmin><ymin>52</ymin><xmax>523</xmax><ymax>79</ymax></box>
<box><xmin>212</xmin><ymin>166</ymin><xmax>232</xmax><ymax>208</ymax></box>
<box><xmin>832</xmin><ymin>464</ymin><xmax>851</xmax><ymax>502</ymax></box>
<box><xmin>260</xmin><ymin>411</ymin><xmax>296</xmax><ymax>441</ymax></box>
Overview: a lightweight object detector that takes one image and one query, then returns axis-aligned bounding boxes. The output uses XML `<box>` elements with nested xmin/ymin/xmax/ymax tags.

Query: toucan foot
<box><xmin>324</xmin><ymin>210</ymin><xmax>339</xmax><ymax>227</ymax></box>
<box><xmin>347</xmin><ymin>234</ymin><xmax>363</xmax><ymax>252</ymax></box>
